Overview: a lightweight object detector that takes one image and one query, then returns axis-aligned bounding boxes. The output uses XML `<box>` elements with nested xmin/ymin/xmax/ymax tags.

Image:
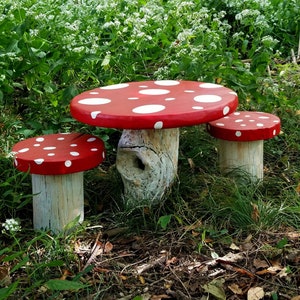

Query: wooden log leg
<box><xmin>116</xmin><ymin>128</ymin><xmax>179</xmax><ymax>206</ymax></box>
<box><xmin>219</xmin><ymin>140</ymin><xmax>264</xmax><ymax>180</ymax></box>
<box><xmin>31</xmin><ymin>172</ymin><xmax>84</xmax><ymax>233</ymax></box>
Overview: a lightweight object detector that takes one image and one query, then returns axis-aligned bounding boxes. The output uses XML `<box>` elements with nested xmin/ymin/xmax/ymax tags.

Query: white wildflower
<box><xmin>2</xmin><ymin>219</ymin><xmax>21</xmax><ymax>233</ymax></box>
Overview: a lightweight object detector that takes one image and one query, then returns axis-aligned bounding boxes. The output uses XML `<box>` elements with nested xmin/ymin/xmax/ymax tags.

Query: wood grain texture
<box><xmin>219</xmin><ymin>140</ymin><xmax>264</xmax><ymax>180</ymax></box>
<box><xmin>116</xmin><ymin>128</ymin><xmax>179</xmax><ymax>206</ymax></box>
<box><xmin>32</xmin><ymin>172</ymin><xmax>84</xmax><ymax>233</ymax></box>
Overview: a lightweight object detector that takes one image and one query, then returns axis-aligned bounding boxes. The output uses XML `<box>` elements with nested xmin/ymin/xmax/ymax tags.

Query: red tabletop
<box><xmin>70</xmin><ymin>80</ymin><xmax>238</xmax><ymax>130</ymax></box>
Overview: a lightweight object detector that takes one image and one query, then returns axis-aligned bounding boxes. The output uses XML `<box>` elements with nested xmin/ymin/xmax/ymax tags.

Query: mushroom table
<box><xmin>70</xmin><ymin>80</ymin><xmax>238</xmax><ymax>206</ymax></box>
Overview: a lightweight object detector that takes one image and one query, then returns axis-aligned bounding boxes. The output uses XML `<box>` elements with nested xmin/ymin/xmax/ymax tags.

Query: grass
<box><xmin>0</xmin><ymin>0</ymin><xmax>300</xmax><ymax>298</ymax></box>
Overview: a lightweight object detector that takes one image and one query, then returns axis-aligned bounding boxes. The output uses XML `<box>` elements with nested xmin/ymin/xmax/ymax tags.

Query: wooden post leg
<box><xmin>31</xmin><ymin>172</ymin><xmax>84</xmax><ymax>233</ymax></box>
<box><xmin>116</xmin><ymin>128</ymin><xmax>179</xmax><ymax>206</ymax></box>
<box><xmin>219</xmin><ymin>140</ymin><xmax>264</xmax><ymax>180</ymax></box>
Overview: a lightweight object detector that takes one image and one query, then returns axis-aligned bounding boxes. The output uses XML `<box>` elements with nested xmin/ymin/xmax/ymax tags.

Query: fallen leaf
<box><xmin>166</xmin><ymin>256</ymin><xmax>177</xmax><ymax>266</ymax></box>
<box><xmin>59</xmin><ymin>269</ymin><xmax>72</xmax><ymax>280</ymax></box>
<box><xmin>251</xmin><ymin>203</ymin><xmax>260</xmax><ymax>222</ymax></box>
<box><xmin>291</xmin><ymin>296</ymin><xmax>300</xmax><ymax>300</ymax></box>
<box><xmin>138</xmin><ymin>275</ymin><xmax>145</xmax><ymax>285</ymax></box>
<box><xmin>253</xmin><ymin>259</ymin><xmax>269</xmax><ymax>269</ymax></box>
<box><xmin>229</xmin><ymin>243</ymin><xmax>240</xmax><ymax>250</ymax></box>
<box><xmin>188</xmin><ymin>158</ymin><xmax>195</xmax><ymax>170</ymax></box>
<box><xmin>228</xmin><ymin>283</ymin><xmax>243</xmax><ymax>295</ymax></box>
<box><xmin>151</xmin><ymin>295</ymin><xmax>171</xmax><ymax>300</ymax></box>
<box><xmin>247</xmin><ymin>287</ymin><xmax>264</xmax><ymax>300</ymax></box>
<box><xmin>203</xmin><ymin>279</ymin><xmax>226</xmax><ymax>300</ymax></box>
<box><xmin>0</xmin><ymin>265</ymin><xmax>11</xmax><ymax>286</ymax></box>
<box><xmin>296</xmin><ymin>182</ymin><xmax>300</xmax><ymax>195</ymax></box>
<box><xmin>104</xmin><ymin>241</ymin><xmax>113</xmax><ymax>253</ymax></box>
<box><xmin>277</xmin><ymin>267</ymin><xmax>289</xmax><ymax>278</ymax></box>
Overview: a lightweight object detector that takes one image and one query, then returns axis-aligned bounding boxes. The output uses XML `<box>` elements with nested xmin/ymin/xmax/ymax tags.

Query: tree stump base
<box><xmin>116</xmin><ymin>128</ymin><xmax>179</xmax><ymax>206</ymax></box>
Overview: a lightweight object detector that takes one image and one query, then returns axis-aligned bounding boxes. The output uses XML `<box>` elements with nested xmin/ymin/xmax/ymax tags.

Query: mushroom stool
<box><xmin>12</xmin><ymin>133</ymin><xmax>105</xmax><ymax>233</ymax></box>
<box><xmin>207</xmin><ymin>111</ymin><xmax>280</xmax><ymax>180</ymax></box>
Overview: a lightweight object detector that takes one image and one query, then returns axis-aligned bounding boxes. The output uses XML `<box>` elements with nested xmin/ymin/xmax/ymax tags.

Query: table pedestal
<box><xmin>116</xmin><ymin>128</ymin><xmax>179</xmax><ymax>206</ymax></box>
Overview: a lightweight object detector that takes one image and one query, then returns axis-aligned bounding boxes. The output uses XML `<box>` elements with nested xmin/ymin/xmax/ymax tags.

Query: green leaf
<box><xmin>45</xmin><ymin>279</ymin><xmax>87</xmax><ymax>291</ymax></box>
<box><xmin>157</xmin><ymin>214</ymin><xmax>172</xmax><ymax>230</ymax></box>
<box><xmin>11</xmin><ymin>256</ymin><xmax>29</xmax><ymax>273</ymax></box>
<box><xmin>0</xmin><ymin>281</ymin><xmax>19</xmax><ymax>299</ymax></box>
<box><xmin>203</xmin><ymin>279</ymin><xmax>226</xmax><ymax>300</ymax></box>
<box><xmin>276</xmin><ymin>237</ymin><xmax>288</xmax><ymax>249</ymax></box>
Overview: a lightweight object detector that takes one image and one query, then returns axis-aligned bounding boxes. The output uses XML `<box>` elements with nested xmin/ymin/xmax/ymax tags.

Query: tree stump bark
<box><xmin>32</xmin><ymin>173</ymin><xmax>84</xmax><ymax>233</ymax></box>
<box><xmin>219</xmin><ymin>140</ymin><xmax>264</xmax><ymax>180</ymax></box>
<box><xmin>116</xmin><ymin>128</ymin><xmax>179</xmax><ymax>206</ymax></box>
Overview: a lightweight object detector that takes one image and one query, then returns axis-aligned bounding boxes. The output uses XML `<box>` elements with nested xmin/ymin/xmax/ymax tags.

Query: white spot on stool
<box><xmin>65</xmin><ymin>160</ymin><xmax>72</xmax><ymax>167</ymax></box>
<box><xmin>154</xmin><ymin>80</ymin><xmax>180</xmax><ymax>86</ymax></box>
<box><xmin>36</xmin><ymin>137</ymin><xmax>44</xmax><ymax>142</ymax></box>
<box><xmin>139</xmin><ymin>89</ymin><xmax>170</xmax><ymax>95</ymax></box>
<box><xmin>100</xmin><ymin>83</ymin><xmax>129</xmax><ymax>89</ymax></box>
<box><xmin>194</xmin><ymin>95</ymin><xmax>222</xmax><ymax>103</ymax></box>
<box><xmin>154</xmin><ymin>121</ymin><xmax>163</xmax><ymax>129</ymax></box>
<box><xmin>223</xmin><ymin>106</ymin><xmax>230</xmax><ymax>115</ymax></box>
<box><xmin>34</xmin><ymin>158</ymin><xmax>44</xmax><ymax>165</ymax></box>
<box><xmin>87</xmin><ymin>137</ymin><xmax>97</xmax><ymax>142</ymax></box>
<box><xmin>70</xmin><ymin>152</ymin><xmax>80</xmax><ymax>156</ymax></box>
<box><xmin>19</xmin><ymin>148</ymin><xmax>29</xmax><ymax>153</ymax></box>
<box><xmin>235</xmin><ymin>131</ymin><xmax>242</xmax><ymax>137</ymax></box>
<box><xmin>132</xmin><ymin>105</ymin><xmax>166</xmax><ymax>114</ymax></box>
<box><xmin>78</xmin><ymin>98</ymin><xmax>111</xmax><ymax>105</ymax></box>
<box><xmin>91</xmin><ymin>111</ymin><xmax>101</xmax><ymax>119</ymax></box>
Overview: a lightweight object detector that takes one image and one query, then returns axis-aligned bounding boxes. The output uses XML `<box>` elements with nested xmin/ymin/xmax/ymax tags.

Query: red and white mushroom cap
<box><xmin>12</xmin><ymin>133</ymin><xmax>105</xmax><ymax>175</ymax></box>
<box><xmin>70</xmin><ymin>80</ymin><xmax>238</xmax><ymax>129</ymax></box>
<box><xmin>207</xmin><ymin>111</ymin><xmax>281</xmax><ymax>141</ymax></box>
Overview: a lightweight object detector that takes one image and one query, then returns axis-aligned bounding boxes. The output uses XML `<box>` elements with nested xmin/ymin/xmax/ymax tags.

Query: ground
<box><xmin>65</xmin><ymin>223</ymin><xmax>300</xmax><ymax>299</ymax></box>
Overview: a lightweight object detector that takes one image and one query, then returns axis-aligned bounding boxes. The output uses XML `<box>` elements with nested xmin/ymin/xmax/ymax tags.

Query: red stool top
<box><xmin>12</xmin><ymin>133</ymin><xmax>105</xmax><ymax>175</ymax></box>
<box><xmin>207</xmin><ymin>111</ymin><xmax>281</xmax><ymax>141</ymax></box>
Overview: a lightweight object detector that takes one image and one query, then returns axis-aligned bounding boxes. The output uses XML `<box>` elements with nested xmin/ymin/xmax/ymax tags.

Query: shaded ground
<box><xmin>67</xmin><ymin>224</ymin><xmax>300</xmax><ymax>299</ymax></box>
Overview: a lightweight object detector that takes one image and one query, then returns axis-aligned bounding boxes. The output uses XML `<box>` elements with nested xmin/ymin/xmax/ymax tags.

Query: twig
<box><xmin>168</xmin><ymin>266</ymin><xmax>192</xmax><ymax>299</ymax></box>
<box><xmin>135</xmin><ymin>255</ymin><xmax>166</xmax><ymax>275</ymax></box>
<box><xmin>82</xmin><ymin>231</ymin><xmax>102</xmax><ymax>271</ymax></box>
<box><xmin>267</xmin><ymin>65</ymin><xmax>271</xmax><ymax>76</ymax></box>
<box><xmin>297</xmin><ymin>32</ymin><xmax>300</xmax><ymax>59</ymax></box>
<box><xmin>291</xmin><ymin>49</ymin><xmax>297</xmax><ymax>65</ymax></box>
<box><xmin>83</xmin><ymin>241</ymin><xmax>102</xmax><ymax>271</ymax></box>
